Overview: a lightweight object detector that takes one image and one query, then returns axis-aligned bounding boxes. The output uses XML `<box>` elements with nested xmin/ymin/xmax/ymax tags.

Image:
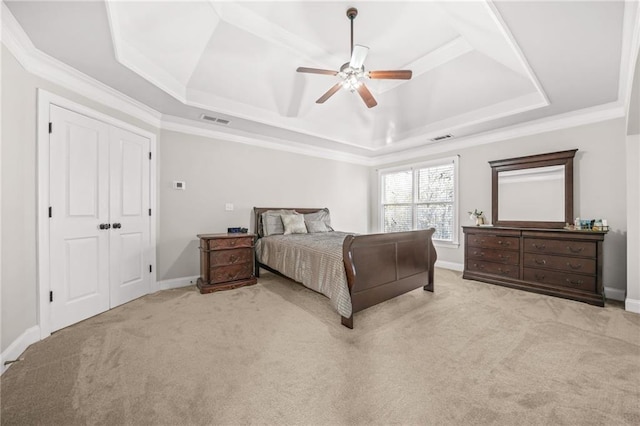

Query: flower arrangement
<box><xmin>468</xmin><ymin>209</ymin><xmax>485</xmax><ymax>225</ymax></box>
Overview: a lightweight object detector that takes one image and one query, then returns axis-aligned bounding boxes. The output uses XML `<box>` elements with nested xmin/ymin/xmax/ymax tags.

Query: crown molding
<box><xmin>619</xmin><ymin>0</ymin><xmax>640</xmax><ymax>124</ymax></box>
<box><xmin>369</xmin><ymin>102</ymin><xmax>625</xmax><ymax>166</ymax></box>
<box><xmin>161</xmin><ymin>115</ymin><xmax>374</xmax><ymax>166</ymax></box>
<box><xmin>1</xmin><ymin>2</ymin><xmax>162</xmax><ymax>128</ymax></box>
<box><xmin>0</xmin><ymin>2</ymin><xmax>630</xmax><ymax>168</ymax></box>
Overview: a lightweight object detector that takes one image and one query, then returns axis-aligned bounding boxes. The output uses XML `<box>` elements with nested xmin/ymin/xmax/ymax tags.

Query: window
<box><xmin>380</xmin><ymin>157</ymin><xmax>459</xmax><ymax>244</ymax></box>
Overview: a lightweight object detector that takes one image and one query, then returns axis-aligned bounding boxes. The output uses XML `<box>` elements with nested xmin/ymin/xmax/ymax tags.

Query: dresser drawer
<box><xmin>210</xmin><ymin>263</ymin><xmax>253</xmax><ymax>284</ymax></box>
<box><xmin>466</xmin><ymin>259</ymin><xmax>519</xmax><ymax>279</ymax></box>
<box><xmin>523</xmin><ymin>268</ymin><xmax>596</xmax><ymax>293</ymax></box>
<box><xmin>467</xmin><ymin>247</ymin><xmax>519</xmax><ymax>265</ymax></box>
<box><xmin>209</xmin><ymin>248</ymin><xmax>253</xmax><ymax>266</ymax></box>
<box><xmin>467</xmin><ymin>234</ymin><xmax>519</xmax><ymax>250</ymax></box>
<box><xmin>523</xmin><ymin>238</ymin><xmax>596</xmax><ymax>258</ymax></box>
<box><xmin>523</xmin><ymin>253</ymin><xmax>596</xmax><ymax>274</ymax></box>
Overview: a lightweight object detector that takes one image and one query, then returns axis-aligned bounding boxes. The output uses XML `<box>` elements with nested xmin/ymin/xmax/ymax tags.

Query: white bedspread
<box><xmin>255</xmin><ymin>232</ymin><xmax>353</xmax><ymax>318</ymax></box>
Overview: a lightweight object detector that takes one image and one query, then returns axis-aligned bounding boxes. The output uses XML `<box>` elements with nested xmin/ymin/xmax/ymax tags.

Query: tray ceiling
<box><xmin>3</xmin><ymin>1</ymin><xmax>632</xmax><ymax>159</ymax></box>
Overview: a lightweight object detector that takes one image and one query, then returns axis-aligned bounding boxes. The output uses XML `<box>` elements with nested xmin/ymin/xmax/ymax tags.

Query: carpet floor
<box><xmin>1</xmin><ymin>268</ymin><xmax>639</xmax><ymax>425</ymax></box>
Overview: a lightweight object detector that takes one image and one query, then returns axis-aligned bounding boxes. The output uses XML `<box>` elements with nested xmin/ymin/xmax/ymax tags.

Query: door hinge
<box><xmin>49</xmin><ymin>291</ymin><xmax>53</xmax><ymax>302</ymax></box>
<box><xmin>149</xmin><ymin>152</ymin><xmax>152</xmax><ymax>160</ymax></box>
<box><xmin>149</xmin><ymin>265</ymin><xmax>153</xmax><ymax>273</ymax></box>
<box><xmin>148</xmin><ymin>208</ymin><xmax>151</xmax><ymax>216</ymax></box>
<box><xmin>48</xmin><ymin>206</ymin><xmax>52</xmax><ymax>218</ymax></box>
<box><xmin>49</xmin><ymin>122</ymin><xmax>52</xmax><ymax>134</ymax></box>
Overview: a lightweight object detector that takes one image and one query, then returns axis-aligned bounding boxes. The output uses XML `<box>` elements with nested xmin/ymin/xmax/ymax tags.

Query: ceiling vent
<box><xmin>430</xmin><ymin>134</ymin><xmax>454</xmax><ymax>142</ymax></box>
<box><xmin>200</xmin><ymin>114</ymin><xmax>230</xmax><ymax>126</ymax></box>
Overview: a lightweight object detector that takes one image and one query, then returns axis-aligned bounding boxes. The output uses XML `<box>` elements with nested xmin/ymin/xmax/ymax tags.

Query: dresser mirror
<box><xmin>489</xmin><ymin>149</ymin><xmax>577</xmax><ymax>228</ymax></box>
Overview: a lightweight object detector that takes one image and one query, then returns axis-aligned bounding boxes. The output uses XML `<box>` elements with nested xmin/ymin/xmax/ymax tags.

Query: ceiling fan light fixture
<box><xmin>296</xmin><ymin>7</ymin><xmax>411</xmax><ymax>108</ymax></box>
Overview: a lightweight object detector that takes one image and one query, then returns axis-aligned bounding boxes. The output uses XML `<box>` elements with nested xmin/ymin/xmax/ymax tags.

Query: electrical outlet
<box><xmin>225</xmin><ymin>203</ymin><xmax>234</xmax><ymax>211</ymax></box>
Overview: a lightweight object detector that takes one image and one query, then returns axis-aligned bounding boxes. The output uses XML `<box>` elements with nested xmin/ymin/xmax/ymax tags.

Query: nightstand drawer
<box><xmin>207</xmin><ymin>236</ymin><xmax>254</xmax><ymax>250</ymax></box>
<box><xmin>209</xmin><ymin>248</ymin><xmax>253</xmax><ymax>266</ymax></box>
<box><xmin>210</xmin><ymin>263</ymin><xmax>253</xmax><ymax>284</ymax></box>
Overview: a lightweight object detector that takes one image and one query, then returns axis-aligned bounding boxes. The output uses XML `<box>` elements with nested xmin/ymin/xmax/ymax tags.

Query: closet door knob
<box><xmin>113</xmin><ymin>223</ymin><xmax>122</xmax><ymax>229</ymax></box>
<box><xmin>99</xmin><ymin>223</ymin><xmax>110</xmax><ymax>230</ymax></box>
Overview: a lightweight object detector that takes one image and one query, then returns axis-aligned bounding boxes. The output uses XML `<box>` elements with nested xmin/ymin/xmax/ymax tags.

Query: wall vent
<box><xmin>430</xmin><ymin>134</ymin><xmax>454</xmax><ymax>142</ymax></box>
<box><xmin>200</xmin><ymin>114</ymin><xmax>231</xmax><ymax>126</ymax></box>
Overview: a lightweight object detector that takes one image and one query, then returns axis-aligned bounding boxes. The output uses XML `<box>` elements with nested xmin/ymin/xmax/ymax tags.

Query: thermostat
<box><xmin>173</xmin><ymin>181</ymin><xmax>186</xmax><ymax>190</ymax></box>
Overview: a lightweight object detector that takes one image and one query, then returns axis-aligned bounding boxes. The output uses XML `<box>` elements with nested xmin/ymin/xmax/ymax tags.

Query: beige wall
<box><xmin>370</xmin><ymin>118</ymin><xmax>629</xmax><ymax>294</ymax></box>
<box><xmin>158</xmin><ymin>130</ymin><xmax>370</xmax><ymax>280</ymax></box>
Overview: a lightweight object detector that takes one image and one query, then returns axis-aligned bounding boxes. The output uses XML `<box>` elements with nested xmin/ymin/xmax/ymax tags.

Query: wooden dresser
<box><xmin>463</xmin><ymin>226</ymin><xmax>606</xmax><ymax>306</ymax></box>
<box><xmin>196</xmin><ymin>233</ymin><xmax>257</xmax><ymax>294</ymax></box>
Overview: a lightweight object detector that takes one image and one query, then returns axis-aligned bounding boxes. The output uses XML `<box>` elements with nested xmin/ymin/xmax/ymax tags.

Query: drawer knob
<box><xmin>534</xmin><ymin>258</ymin><xmax>547</xmax><ymax>265</ymax></box>
<box><xmin>566</xmin><ymin>262</ymin><xmax>582</xmax><ymax>270</ymax></box>
<box><xmin>566</xmin><ymin>278</ymin><xmax>584</xmax><ymax>286</ymax></box>
<box><xmin>567</xmin><ymin>246</ymin><xmax>584</xmax><ymax>254</ymax></box>
<box><xmin>497</xmin><ymin>240</ymin><xmax>510</xmax><ymax>246</ymax></box>
<box><xmin>532</xmin><ymin>243</ymin><xmax>546</xmax><ymax>250</ymax></box>
<box><xmin>498</xmin><ymin>268</ymin><xmax>511</xmax><ymax>275</ymax></box>
<box><xmin>498</xmin><ymin>254</ymin><xmax>510</xmax><ymax>261</ymax></box>
<box><xmin>534</xmin><ymin>274</ymin><xmax>545</xmax><ymax>282</ymax></box>
<box><xmin>473</xmin><ymin>251</ymin><xmax>484</xmax><ymax>257</ymax></box>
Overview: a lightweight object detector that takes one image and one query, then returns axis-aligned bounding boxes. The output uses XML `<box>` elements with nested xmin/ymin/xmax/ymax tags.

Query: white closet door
<box><xmin>49</xmin><ymin>105</ymin><xmax>111</xmax><ymax>331</ymax></box>
<box><xmin>109</xmin><ymin>127</ymin><xmax>150</xmax><ymax>306</ymax></box>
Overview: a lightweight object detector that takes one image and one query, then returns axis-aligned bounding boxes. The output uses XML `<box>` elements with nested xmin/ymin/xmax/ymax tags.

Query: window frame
<box><xmin>378</xmin><ymin>156</ymin><xmax>460</xmax><ymax>247</ymax></box>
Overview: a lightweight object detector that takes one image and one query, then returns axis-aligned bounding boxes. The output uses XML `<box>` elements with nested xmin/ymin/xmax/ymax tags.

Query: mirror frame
<box><xmin>489</xmin><ymin>149</ymin><xmax>577</xmax><ymax>229</ymax></box>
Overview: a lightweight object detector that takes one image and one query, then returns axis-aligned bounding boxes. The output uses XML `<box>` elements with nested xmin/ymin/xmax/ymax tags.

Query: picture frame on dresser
<box><xmin>463</xmin><ymin>149</ymin><xmax>607</xmax><ymax>307</ymax></box>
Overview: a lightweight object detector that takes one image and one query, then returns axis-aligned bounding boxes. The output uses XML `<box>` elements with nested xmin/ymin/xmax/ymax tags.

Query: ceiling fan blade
<box><xmin>316</xmin><ymin>83</ymin><xmax>343</xmax><ymax>104</ymax></box>
<box><xmin>368</xmin><ymin>70</ymin><xmax>413</xmax><ymax>80</ymax></box>
<box><xmin>296</xmin><ymin>67</ymin><xmax>338</xmax><ymax>76</ymax></box>
<box><xmin>349</xmin><ymin>45</ymin><xmax>369</xmax><ymax>70</ymax></box>
<box><xmin>356</xmin><ymin>84</ymin><xmax>377</xmax><ymax>108</ymax></box>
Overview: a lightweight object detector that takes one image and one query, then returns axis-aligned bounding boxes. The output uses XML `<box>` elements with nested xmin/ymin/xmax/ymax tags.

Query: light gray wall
<box><xmin>626</xmin><ymin>51</ymin><xmax>640</xmax><ymax>310</ymax></box>
<box><xmin>158</xmin><ymin>130</ymin><xmax>370</xmax><ymax>281</ymax></box>
<box><xmin>2</xmin><ymin>46</ymin><xmax>39</xmax><ymax>353</ymax></box>
<box><xmin>0</xmin><ymin>46</ymin><xmax>158</xmax><ymax>352</ymax></box>
<box><xmin>626</xmin><ymin>134</ymin><xmax>640</xmax><ymax>307</ymax></box>
<box><xmin>627</xmin><ymin>52</ymin><xmax>639</xmax><ymax>136</ymax></box>
<box><xmin>370</xmin><ymin>118</ymin><xmax>629</xmax><ymax>294</ymax></box>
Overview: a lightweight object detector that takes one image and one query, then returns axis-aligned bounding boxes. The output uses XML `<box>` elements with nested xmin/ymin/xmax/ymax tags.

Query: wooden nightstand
<box><xmin>196</xmin><ymin>233</ymin><xmax>257</xmax><ymax>294</ymax></box>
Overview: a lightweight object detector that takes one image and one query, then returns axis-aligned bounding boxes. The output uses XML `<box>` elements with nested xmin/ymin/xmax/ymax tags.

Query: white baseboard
<box><xmin>604</xmin><ymin>287</ymin><xmax>626</xmax><ymax>302</ymax></box>
<box><xmin>158</xmin><ymin>275</ymin><xmax>199</xmax><ymax>291</ymax></box>
<box><xmin>625</xmin><ymin>298</ymin><xmax>640</xmax><ymax>314</ymax></box>
<box><xmin>1</xmin><ymin>325</ymin><xmax>40</xmax><ymax>375</ymax></box>
<box><xmin>435</xmin><ymin>260</ymin><xmax>464</xmax><ymax>272</ymax></box>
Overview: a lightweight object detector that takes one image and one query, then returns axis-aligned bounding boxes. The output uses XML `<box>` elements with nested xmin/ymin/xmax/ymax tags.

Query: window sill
<box><xmin>433</xmin><ymin>240</ymin><xmax>460</xmax><ymax>249</ymax></box>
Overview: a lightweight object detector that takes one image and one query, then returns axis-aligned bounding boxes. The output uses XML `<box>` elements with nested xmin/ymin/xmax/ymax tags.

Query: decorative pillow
<box><xmin>303</xmin><ymin>208</ymin><xmax>333</xmax><ymax>231</ymax></box>
<box><xmin>261</xmin><ymin>209</ymin><xmax>296</xmax><ymax>237</ymax></box>
<box><xmin>282</xmin><ymin>214</ymin><xmax>308</xmax><ymax>235</ymax></box>
<box><xmin>305</xmin><ymin>220</ymin><xmax>330</xmax><ymax>233</ymax></box>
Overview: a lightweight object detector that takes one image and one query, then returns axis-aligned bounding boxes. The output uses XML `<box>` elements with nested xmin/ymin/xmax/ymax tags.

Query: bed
<box><xmin>253</xmin><ymin>207</ymin><xmax>438</xmax><ymax>329</ymax></box>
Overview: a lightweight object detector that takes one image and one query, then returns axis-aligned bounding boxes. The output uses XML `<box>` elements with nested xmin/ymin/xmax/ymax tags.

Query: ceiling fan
<box><xmin>296</xmin><ymin>7</ymin><xmax>412</xmax><ymax>108</ymax></box>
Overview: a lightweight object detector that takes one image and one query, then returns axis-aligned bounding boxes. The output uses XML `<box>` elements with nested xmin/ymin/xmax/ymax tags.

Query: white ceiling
<box><xmin>3</xmin><ymin>1</ymin><xmax>637</xmax><ymax>161</ymax></box>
